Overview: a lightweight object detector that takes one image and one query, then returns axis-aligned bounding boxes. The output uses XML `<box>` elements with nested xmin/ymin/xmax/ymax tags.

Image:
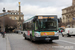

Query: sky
<box><xmin>0</xmin><ymin>0</ymin><xmax>72</xmax><ymax>20</ymax></box>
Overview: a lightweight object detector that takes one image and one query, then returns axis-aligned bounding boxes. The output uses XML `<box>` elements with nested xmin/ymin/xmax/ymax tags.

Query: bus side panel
<box><xmin>27</xmin><ymin>31</ymin><xmax>30</xmax><ymax>36</ymax></box>
<box><xmin>32</xmin><ymin>30</ymin><xmax>34</xmax><ymax>37</ymax></box>
<box><xmin>25</xmin><ymin>31</ymin><xmax>27</xmax><ymax>35</ymax></box>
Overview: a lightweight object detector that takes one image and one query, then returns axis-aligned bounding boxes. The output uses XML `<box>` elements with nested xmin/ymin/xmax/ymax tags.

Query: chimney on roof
<box><xmin>2</xmin><ymin>8</ymin><xmax>6</xmax><ymax>12</ymax></box>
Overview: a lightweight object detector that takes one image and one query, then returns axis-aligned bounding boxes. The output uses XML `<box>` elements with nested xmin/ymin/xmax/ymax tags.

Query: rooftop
<box><xmin>0</xmin><ymin>10</ymin><xmax>24</xmax><ymax>17</ymax></box>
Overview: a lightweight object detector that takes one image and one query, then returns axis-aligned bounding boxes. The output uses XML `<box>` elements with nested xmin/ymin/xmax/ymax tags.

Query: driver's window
<box><xmin>50</xmin><ymin>22</ymin><xmax>53</xmax><ymax>26</ymax></box>
<box><xmin>35</xmin><ymin>22</ymin><xmax>38</xmax><ymax>30</ymax></box>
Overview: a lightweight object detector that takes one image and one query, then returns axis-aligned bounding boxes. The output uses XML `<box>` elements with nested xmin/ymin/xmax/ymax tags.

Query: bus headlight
<box><xmin>55</xmin><ymin>32</ymin><xmax>59</xmax><ymax>36</ymax></box>
<box><xmin>34</xmin><ymin>33</ymin><xmax>40</xmax><ymax>37</ymax></box>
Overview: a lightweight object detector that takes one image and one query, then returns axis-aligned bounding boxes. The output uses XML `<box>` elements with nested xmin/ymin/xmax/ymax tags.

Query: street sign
<box><xmin>73</xmin><ymin>17</ymin><xmax>75</xmax><ymax>20</ymax></box>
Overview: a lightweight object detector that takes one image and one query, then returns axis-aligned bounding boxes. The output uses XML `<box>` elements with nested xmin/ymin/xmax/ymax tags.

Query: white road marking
<box><xmin>57</xmin><ymin>40</ymin><xmax>75</xmax><ymax>45</ymax></box>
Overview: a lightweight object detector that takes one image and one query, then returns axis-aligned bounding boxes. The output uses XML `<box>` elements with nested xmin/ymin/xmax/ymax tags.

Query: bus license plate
<box><xmin>45</xmin><ymin>38</ymin><xmax>51</xmax><ymax>40</ymax></box>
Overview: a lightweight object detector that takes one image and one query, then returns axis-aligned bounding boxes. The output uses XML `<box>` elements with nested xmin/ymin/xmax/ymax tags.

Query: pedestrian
<box><xmin>0</xmin><ymin>30</ymin><xmax>1</xmax><ymax>36</ymax></box>
<box><xmin>0</xmin><ymin>30</ymin><xmax>5</xmax><ymax>38</ymax></box>
<box><xmin>61</xmin><ymin>30</ymin><xmax>63</xmax><ymax>34</ymax></box>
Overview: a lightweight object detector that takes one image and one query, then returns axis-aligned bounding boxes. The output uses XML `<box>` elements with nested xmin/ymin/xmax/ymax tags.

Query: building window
<box><xmin>74</xmin><ymin>7</ymin><xmax>75</xmax><ymax>10</ymax></box>
<box><xmin>9</xmin><ymin>17</ymin><xmax>11</xmax><ymax>19</ymax></box>
<box><xmin>63</xmin><ymin>17</ymin><xmax>64</xmax><ymax>20</ymax></box>
<box><xmin>9</xmin><ymin>13</ymin><xmax>11</xmax><ymax>14</ymax></box>
<box><xmin>16</xmin><ymin>13</ymin><xmax>19</xmax><ymax>15</ymax></box>
<box><xmin>71</xmin><ymin>8</ymin><xmax>73</xmax><ymax>11</ymax></box>
<box><xmin>74</xmin><ymin>14</ymin><xmax>75</xmax><ymax>16</ymax></box>
<box><xmin>18</xmin><ymin>13</ymin><xmax>19</xmax><ymax>14</ymax></box>
<box><xmin>64</xmin><ymin>10</ymin><xmax>67</xmax><ymax>13</ymax></box>
<box><xmin>16</xmin><ymin>13</ymin><xmax>18</xmax><ymax>15</ymax></box>
<box><xmin>14</xmin><ymin>13</ymin><xmax>15</xmax><ymax>15</ymax></box>
<box><xmin>11</xmin><ymin>13</ymin><xmax>14</xmax><ymax>14</ymax></box>
<box><xmin>21</xmin><ymin>17</ymin><xmax>22</xmax><ymax>20</ymax></box>
<box><xmin>14</xmin><ymin>13</ymin><xmax>16</xmax><ymax>15</ymax></box>
<box><xmin>15</xmin><ymin>17</ymin><xmax>17</xmax><ymax>20</ymax></box>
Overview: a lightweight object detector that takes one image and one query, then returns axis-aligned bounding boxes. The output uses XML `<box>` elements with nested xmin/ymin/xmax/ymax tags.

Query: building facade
<box><xmin>0</xmin><ymin>10</ymin><xmax>24</xmax><ymax>32</ymax></box>
<box><xmin>0</xmin><ymin>2</ymin><xmax>24</xmax><ymax>32</ymax></box>
<box><xmin>62</xmin><ymin>0</ymin><xmax>75</xmax><ymax>28</ymax></box>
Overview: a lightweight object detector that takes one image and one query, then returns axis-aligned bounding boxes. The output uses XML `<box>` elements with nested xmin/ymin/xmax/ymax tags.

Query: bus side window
<box><xmin>23</xmin><ymin>23</ymin><xmax>27</xmax><ymax>31</ymax></box>
<box><xmin>27</xmin><ymin>22</ymin><xmax>32</xmax><ymax>30</ymax></box>
<box><xmin>32</xmin><ymin>22</ymin><xmax>35</xmax><ymax>30</ymax></box>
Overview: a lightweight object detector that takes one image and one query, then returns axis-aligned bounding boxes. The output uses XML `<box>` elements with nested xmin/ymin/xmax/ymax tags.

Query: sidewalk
<box><xmin>0</xmin><ymin>34</ymin><xmax>6</xmax><ymax>50</ymax></box>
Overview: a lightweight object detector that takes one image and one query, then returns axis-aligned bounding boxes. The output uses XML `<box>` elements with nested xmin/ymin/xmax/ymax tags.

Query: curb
<box><xmin>6</xmin><ymin>35</ymin><xmax>11</xmax><ymax>50</ymax></box>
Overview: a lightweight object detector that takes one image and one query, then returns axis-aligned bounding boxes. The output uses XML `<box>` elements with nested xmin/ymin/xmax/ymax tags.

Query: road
<box><xmin>7</xmin><ymin>33</ymin><xmax>75</xmax><ymax>50</ymax></box>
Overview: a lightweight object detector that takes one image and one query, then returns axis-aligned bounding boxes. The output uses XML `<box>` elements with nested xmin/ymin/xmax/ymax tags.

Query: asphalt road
<box><xmin>7</xmin><ymin>33</ymin><xmax>75</xmax><ymax>50</ymax></box>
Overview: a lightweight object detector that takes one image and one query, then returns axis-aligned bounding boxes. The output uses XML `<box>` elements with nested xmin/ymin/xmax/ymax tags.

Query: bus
<box><xmin>22</xmin><ymin>15</ymin><xmax>59</xmax><ymax>42</ymax></box>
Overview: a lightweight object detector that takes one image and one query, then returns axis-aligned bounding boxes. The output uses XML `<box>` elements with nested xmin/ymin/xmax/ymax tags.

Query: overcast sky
<box><xmin>0</xmin><ymin>0</ymin><xmax>72</xmax><ymax>20</ymax></box>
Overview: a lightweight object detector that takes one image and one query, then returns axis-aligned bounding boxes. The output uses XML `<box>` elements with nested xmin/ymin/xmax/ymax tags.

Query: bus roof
<box><xmin>23</xmin><ymin>16</ymin><xmax>35</xmax><ymax>23</ymax></box>
<box><xmin>23</xmin><ymin>15</ymin><xmax>57</xmax><ymax>23</ymax></box>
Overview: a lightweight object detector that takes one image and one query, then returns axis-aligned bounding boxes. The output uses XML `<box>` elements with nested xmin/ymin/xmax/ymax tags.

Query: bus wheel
<box><xmin>23</xmin><ymin>34</ymin><xmax>25</xmax><ymax>37</ymax></box>
<box><xmin>49</xmin><ymin>40</ymin><xmax>52</xmax><ymax>42</ymax></box>
<box><xmin>67</xmin><ymin>35</ymin><xmax>71</xmax><ymax>37</ymax></box>
<box><xmin>30</xmin><ymin>35</ymin><xmax>34</xmax><ymax>42</ymax></box>
<box><xmin>25</xmin><ymin>35</ymin><xmax>27</xmax><ymax>40</ymax></box>
<box><xmin>62</xmin><ymin>34</ymin><xmax>64</xmax><ymax>37</ymax></box>
<box><xmin>67</xmin><ymin>33</ymin><xmax>71</xmax><ymax>37</ymax></box>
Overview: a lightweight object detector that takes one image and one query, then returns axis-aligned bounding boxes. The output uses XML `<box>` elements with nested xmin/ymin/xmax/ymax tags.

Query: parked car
<box><xmin>21</xmin><ymin>31</ymin><xmax>23</xmax><ymax>34</ymax></box>
<box><xmin>14</xmin><ymin>30</ymin><xmax>21</xmax><ymax>33</ymax></box>
<box><xmin>58</xmin><ymin>28</ymin><xmax>65</xmax><ymax>33</ymax></box>
<box><xmin>62</xmin><ymin>28</ymin><xmax>75</xmax><ymax>37</ymax></box>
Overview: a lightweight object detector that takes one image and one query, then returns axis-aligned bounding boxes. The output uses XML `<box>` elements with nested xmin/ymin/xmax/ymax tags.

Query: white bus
<box><xmin>22</xmin><ymin>15</ymin><xmax>59</xmax><ymax>42</ymax></box>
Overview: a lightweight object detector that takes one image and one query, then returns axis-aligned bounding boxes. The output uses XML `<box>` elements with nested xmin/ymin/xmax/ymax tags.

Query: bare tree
<box><xmin>4</xmin><ymin>17</ymin><xmax>17</xmax><ymax>27</ymax></box>
<box><xmin>58</xmin><ymin>18</ymin><xmax>62</xmax><ymax>27</ymax></box>
<box><xmin>0</xmin><ymin>16</ymin><xmax>17</xmax><ymax>30</ymax></box>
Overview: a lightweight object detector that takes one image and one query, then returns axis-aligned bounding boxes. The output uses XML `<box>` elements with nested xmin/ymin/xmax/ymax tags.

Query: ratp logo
<box><xmin>44</xmin><ymin>33</ymin><xmax>47</xmax><ymax>35</ymax></box>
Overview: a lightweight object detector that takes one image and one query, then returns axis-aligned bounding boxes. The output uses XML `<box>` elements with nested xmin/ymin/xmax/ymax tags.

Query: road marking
<box><xmin>58</xmin><ymin>40</ymin><xmax>75</xmax><ymax>45</ymax></box>
<box><xmin>6</xmin><ymin>35</ymin><xmax>11</xmax><ymax>50</ymax></box>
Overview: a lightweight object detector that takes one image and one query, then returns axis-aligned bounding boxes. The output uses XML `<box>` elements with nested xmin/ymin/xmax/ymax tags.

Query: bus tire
<box><xmin>23</xmin><ymin>33</ymin><xmax>25</xmax><ymax>37</ymax></box>
<box><xmin>62</xmin><ymin>34</ymin><xmax>64</xmax><ymax>37</ymax></box>
<box><xmin>24</xmin><ymin>35</ymin><xmax>27</xmax><ymax>40</ymax></box>
<box><xmin>30</xmin><ymin>35</ymin><xmax>34</xmax><ymax>42</ymax></box>
<box><xmin>67</xmin><ymin>33</ymin><xmax>71</xmax><ymax>37</ymax></box>
<box><xmin>49</xmin><ymin>40</ymin><xmax>52</xmax><ymax>42</ymax></box>
<box><xmin>25</xmin><ymin>37</ymin><xmax>27</xmax><ymax>40</ymax></box>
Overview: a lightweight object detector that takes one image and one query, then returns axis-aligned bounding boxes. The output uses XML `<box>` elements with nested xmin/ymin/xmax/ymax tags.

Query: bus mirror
<box><xmin>33</xmin><ymin>20</ymin><xmax>35</xmax><ymax>22</ymax></box>
<box><xmin>33</xmin><ymin>19</ymin><xmax>36</xmax><ymax>22</ymax></box>
<box><xmin>58</xmin><ymin>18</ymin><xmax>61</xmax><ymax>23</ymax></box>
<box><xmin>58</xmin><ymin>19</ymin><xmax>60</xmax><ymax>23</ymax></box>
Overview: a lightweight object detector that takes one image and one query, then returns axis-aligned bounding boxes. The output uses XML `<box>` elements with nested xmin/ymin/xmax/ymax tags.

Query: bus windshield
<box><xmin>37</xmin><ymin>19</ymin><xmax>58</xmax><ymax>31</ymax></box>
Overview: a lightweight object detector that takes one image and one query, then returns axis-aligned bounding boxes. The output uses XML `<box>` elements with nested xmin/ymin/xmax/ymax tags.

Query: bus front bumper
<box><xmin>33</xmin><ymin>36</ymin><xmax>59</xmax><ymax>41</ymax></box>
